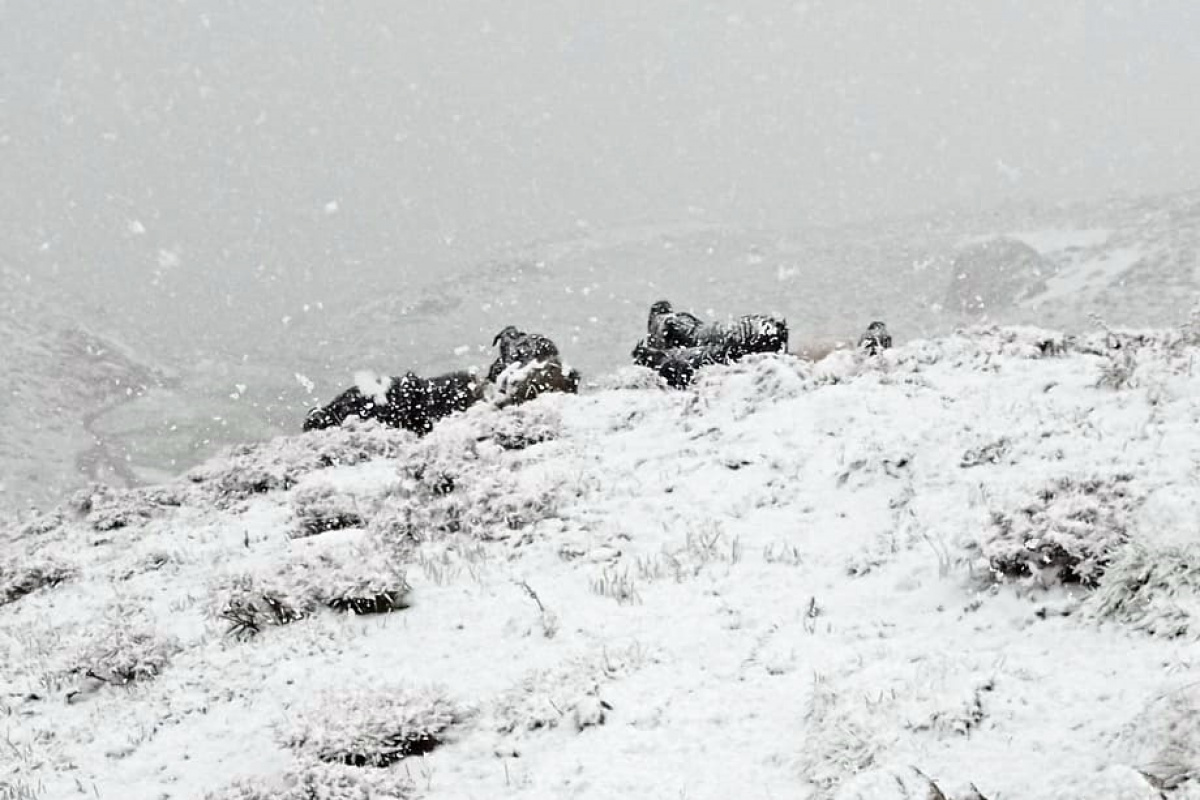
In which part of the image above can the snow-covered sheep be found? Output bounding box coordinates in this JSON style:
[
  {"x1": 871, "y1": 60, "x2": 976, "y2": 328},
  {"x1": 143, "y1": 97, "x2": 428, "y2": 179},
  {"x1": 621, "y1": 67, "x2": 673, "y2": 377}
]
[
  {"x1": 646, "y1": 299, "x2": 789, "y2": 356},
  {"x1": 858, "y1": 320, "x2": 894, "y2": 356},
  {"x1": 646, "y1": 299, "x2": 710, "y2": 349},
  {"x1": 492, "y1": 357, "x2": 581, "y2": 407},
  {"x1": 303, "y1": 370, "x2": 485, "y2": 436},
  {"x1": 631, "y1": 338, "x2": 735, "y2": 389},
  {"x1": 486, "y1": 326, "x2": 562, "y2": 382}
]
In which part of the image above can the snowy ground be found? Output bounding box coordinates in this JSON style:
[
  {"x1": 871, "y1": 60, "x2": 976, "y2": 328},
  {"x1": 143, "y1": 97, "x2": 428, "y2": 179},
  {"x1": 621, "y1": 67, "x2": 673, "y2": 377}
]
[{"x1": 3, "y1": 325, "x2": 1200, "y2": 800}]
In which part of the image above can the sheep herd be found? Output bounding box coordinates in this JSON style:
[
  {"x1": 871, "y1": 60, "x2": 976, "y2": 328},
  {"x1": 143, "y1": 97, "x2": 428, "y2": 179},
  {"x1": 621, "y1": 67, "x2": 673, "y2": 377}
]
[{"x1": 303, "y1": 300, "x2": 892, "y2": 436}]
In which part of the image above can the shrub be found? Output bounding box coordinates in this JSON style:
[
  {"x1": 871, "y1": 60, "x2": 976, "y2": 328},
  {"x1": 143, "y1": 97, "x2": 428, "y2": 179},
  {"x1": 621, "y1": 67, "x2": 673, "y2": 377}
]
[
  {"x1": 962, "y1": 324, "x2": 1076, "y2": 360},
  {"x1": 64, "y1": 481, "x2": 185, "y2": 528},
  {"x1": 287, "y1": 542, "x2": 411, "y2": 616},
  {"x1": 210, "y1": 543, "x2": 410, "y2": 639},
  {"x1": 798, "y1": 674, "x2": 891, "y2": 797},
  {"x1": 203, "y1": 759, "x2": 414, "y2": 800},
  {"x1": 210, "y1": 572, "x2": 315, "y2": 640},
  {"x1": 1096, "y1": 346, "x2": 1139, "y2": 390},
  {"x1": 488, "y1": 647, "x2": 642, "y2": 737},
  {"x1": 959, "y1": 438, "x2": 1011, "y2": 468},
  {"x1": 797, "y1": 659, "x2": 995, "y2": 799},
  {"x1": 0, "y1": 780, "x2": 42, "y2": 800},
  {"x1": 291, "y1": 485, "x2": 368, "y2": 539},
  {"x1": 187, "y1": 420, "x2": 415, "y2": 507},
  {"x1": 979, "y1": 474, "x2": 1140, "y2": 587},
  {"x1": 0, "y1": 557, "x2": 75, "y2": 607},
  {"x1": 691, "y1": 354, "x2": 826, "y2": 419},
  {"x1": 4, "y1": 509, "x2": 66, "y2": 544},
  {"x1": 398, "y1": 425, "x2": 487, "y2": 497},
  {"x1": 72, "y1": 603, "x2": 181, "y2": 685},
  {"x1": 371, "y1": 464, "x2": 571, "y2": 553},
  {"x1": 278, "y1": 685, "x2": 465, "y2": 767},
  {"x1": 1111, "y1": 683, "x2": 1200, "y2": 790},
  {"x1": 1085, "y1": 543, "x2": 1200, "y2": 638},
  {"x1": 591, "y1": 366, "x2": 669, "y2": 391},
  {"x1": 479, "y1": 404, "x2": 563, "y2": 451}
]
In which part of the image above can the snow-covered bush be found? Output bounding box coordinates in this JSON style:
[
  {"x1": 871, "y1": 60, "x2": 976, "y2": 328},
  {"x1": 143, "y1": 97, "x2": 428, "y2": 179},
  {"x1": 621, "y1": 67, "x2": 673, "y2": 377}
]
[
  {"x1": 278, "y1": 685, "x2": 466, "y2": 767},
  {"x1": 71, "y1": 603, "x2": 181, "y2": 685},
  {"x1": 372, "y1": 469, "x2": 566, "y2": 552},
  {"x1": 203, "y1": 759, "x2": 414, "y2": 800},
  {"x1": 210, "y1": 571, "x2": 315, "y2": 639},
  {"x1": 1085, "y1": 542, "x2": 1200, "y2": 638},
  {"x1": 884, "y1": 325, "x2": 1090, "y2": 374},
  {"x1": 960, "y1": 324, "x2": 1076, "y2": 360},
  {"x1": 4, "y1": 508, "x2": 65, "y2": 544},
  {"x1": 0, "y1": 779, "x2": 42, "y2": 800},
  {"x1": 291, "y1": 484, "x2": 369, "y2": 539},
  {"x1": 187, "y1": 420, "x2": 415, "y2": 507},
  {"x1": 978, "y1": 474, "x2": 1140, "y2": 587},
  {"x1": 66, "y1": 482, "x2": 184, "y2": 531},
  {"x1": 798, "y1": 659, "x2": 996, "y2": 798},
  {"x1": 370, "y1": 429, "x2": 585, "y2": 554},
  {"x1": 798, "y1": 674, "x2": 892, "y2": 797},
  {"x1": 0, "y1": 556, "x2": 75, "y2": 606},
  {"x1": 1096, "y1": 346, "x2": 1139, "y2": 390},
  {"x1": 959, "y1": 438, "x2": 1011, "y2": 468},
  {"x1": 476, "y1": 403, "x2": 563, "y2": 451},
  {"x1": 487, "y1": 647, "x2": 641, "y2": 737},
  {"x1": 591, "y1": 365, "x2": 669, "y2": 391},
  {"x1": 691, "y1": 354, "x2": 826, "y2": 418},
  {"x1": 210, "y1": 542, "x2": 410, "y2": 638},
  {"x1": 1111, "y1": 683, "x2": 1200, "y2": 790},
  {"x1": 288, "y1": 541, "x2": 411, "y2": 616}
]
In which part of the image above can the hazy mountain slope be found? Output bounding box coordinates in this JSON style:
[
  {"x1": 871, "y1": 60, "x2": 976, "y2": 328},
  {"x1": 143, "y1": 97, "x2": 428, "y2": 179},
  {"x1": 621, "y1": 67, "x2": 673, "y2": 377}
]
[
  {"x1": 4, "y1": 326, "x2": 1200, "y2": 800},
  {"x1": 288, "y1": 189, "x2": 1200, "y2": 401},
  {"x1": 1016, "y1": 191, "x2": 1200, "y2": 328},
  {"x1": 0, "y1": 266, "x2": 168, "y2": 515},
  {"x1": 6, "y1": 189, "x2": 1197, "y2": 514}
]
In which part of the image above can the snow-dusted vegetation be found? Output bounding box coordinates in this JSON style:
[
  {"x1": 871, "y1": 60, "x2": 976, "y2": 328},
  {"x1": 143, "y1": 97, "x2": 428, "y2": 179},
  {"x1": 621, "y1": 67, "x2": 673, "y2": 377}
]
[{"x1": 3, "y1": 325, "x2": 1200, "y2": 799}]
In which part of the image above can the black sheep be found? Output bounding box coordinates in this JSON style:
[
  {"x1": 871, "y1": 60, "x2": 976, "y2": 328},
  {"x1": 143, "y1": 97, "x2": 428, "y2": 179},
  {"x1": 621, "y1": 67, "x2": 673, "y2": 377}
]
[
  {"x1": 487, "y1": 326, "x2": 562, "y2": 382},
  {"x1": 303, "y1": 370, "x2": 485, "y2": 436},
  {"x1": 631, "y1": 339, "x2": 736, "y2": 389},
  {"x1": 646, "y1": 301, "x2": 788, "y2": 356},
  {"x1": 858, "y1": 321, "x2": 893, "y2": 356},
  {"x1": 647, "y1": 300, "x2": 709, "y2": 349},
  {"x1": 302, "y1": 382, "x2": 390, "y2": 432},
  {"x1": 722, "y1": 314, "x2": 790, "y2": 358},
  {"x1": 427, "y1": 370, "x2": 487, "y2": 419},
  {"x1": 493, "y1": 358, "x2": 582, "y2": 407}
]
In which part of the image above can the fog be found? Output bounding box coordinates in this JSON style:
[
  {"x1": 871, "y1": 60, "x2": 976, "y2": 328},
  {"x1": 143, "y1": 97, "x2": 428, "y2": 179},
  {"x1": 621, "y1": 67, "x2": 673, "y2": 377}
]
[{"x1": 3, "y1": 0, "x2": 1200, "y2": 360}]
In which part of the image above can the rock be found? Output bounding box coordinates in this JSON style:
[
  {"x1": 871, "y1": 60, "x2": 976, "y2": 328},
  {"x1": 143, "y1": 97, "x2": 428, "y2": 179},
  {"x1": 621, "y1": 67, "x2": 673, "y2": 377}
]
[{"x1": 944, "y1": 236, "x2": 1051, "y2": 316}]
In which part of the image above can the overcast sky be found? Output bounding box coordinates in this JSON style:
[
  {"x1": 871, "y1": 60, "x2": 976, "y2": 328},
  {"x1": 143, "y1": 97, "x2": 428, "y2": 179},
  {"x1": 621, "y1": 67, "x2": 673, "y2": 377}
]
[{"x1": 3, "y1": 0, "x2": 1199, "y2": 357}]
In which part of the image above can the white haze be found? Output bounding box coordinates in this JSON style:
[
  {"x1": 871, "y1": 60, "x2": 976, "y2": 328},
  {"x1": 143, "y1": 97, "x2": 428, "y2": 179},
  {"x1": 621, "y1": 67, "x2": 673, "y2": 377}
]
[{"x1": 3, "y1": 0, "x2": 1200, "y2": 361}]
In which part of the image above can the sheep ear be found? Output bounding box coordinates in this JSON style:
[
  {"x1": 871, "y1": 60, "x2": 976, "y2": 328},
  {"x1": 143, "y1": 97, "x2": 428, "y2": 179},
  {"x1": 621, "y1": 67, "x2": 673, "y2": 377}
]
[{"x1": 492, "y1": 330, "x2": 505, "y2": 347}]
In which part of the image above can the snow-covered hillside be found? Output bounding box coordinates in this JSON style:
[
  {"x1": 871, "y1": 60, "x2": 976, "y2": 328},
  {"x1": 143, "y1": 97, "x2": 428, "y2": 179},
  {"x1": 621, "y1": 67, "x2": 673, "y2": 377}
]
[{"x1": 4, "y1": 326, "x2": 1200, "y2": 800}]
